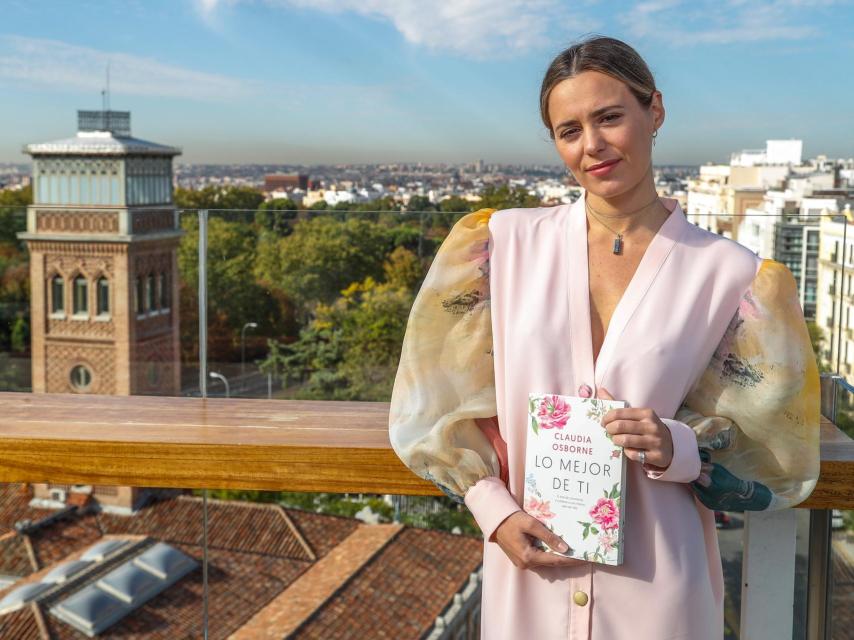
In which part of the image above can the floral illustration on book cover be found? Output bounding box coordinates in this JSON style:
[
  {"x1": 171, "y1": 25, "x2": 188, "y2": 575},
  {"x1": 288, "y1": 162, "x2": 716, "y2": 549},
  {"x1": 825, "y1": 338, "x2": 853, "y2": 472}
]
[{"x1": 523, "y1": 393, "x2": 626, "y2": 565}]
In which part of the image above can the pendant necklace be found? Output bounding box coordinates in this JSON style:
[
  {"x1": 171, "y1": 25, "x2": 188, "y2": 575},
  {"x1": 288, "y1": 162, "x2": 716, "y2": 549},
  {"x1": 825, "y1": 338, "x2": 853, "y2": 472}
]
[{"x1": 585, "y1": 194, "x2": 663, "y2": 255}]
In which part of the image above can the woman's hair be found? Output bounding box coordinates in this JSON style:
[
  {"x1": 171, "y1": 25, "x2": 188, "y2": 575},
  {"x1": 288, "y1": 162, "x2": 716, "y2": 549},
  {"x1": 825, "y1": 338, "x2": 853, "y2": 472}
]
[{"x1": 540, "y1": 35, "x2": 657, "y2": 138}]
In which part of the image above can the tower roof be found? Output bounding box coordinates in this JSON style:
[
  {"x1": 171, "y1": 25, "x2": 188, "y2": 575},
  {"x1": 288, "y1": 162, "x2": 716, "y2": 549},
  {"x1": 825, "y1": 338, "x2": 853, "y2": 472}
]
[
  {"x1": 24, "y1": 132, "x2": 181, "y2": 157},
  {"x1": 24, "y1": 110, "x2": 181, "y2": 157}
]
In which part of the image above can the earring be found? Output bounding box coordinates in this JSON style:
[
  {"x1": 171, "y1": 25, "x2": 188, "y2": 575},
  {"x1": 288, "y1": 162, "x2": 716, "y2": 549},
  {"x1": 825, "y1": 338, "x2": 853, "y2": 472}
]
[{"x1": 652, "y1": 129, "x2": 658, "y2": 146}]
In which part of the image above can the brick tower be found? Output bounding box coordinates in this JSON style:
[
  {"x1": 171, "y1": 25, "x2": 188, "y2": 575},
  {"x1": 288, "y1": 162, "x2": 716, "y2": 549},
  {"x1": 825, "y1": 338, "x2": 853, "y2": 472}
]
[{"x1": 18, "y1": 110, "x2": 183, "y2": 395}]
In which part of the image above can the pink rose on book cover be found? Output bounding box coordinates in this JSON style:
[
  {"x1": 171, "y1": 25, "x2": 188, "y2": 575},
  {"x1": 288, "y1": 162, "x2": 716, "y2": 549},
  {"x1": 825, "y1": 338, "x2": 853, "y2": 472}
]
[
  {"x1": 536, "y1": 394, "x2": 571, "y2": 430},
  {"x1": 598, "y1": 531, "x2": 617, "y2": 554},
  {"x1": 589, "y1": 497, "x2": 620, "y2": 531},
  {"x1": 524, "y1": 495, "x2": 556, "y2": 524}
]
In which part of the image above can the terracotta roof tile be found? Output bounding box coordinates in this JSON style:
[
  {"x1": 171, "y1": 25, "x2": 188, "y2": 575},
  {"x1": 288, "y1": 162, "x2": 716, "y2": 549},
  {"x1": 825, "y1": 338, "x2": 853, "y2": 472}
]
[
  {"x1": 292, "y1": 527, "x2": 483, "y2": 639},
  {"x1": 27, "y1": 515, "x2": 104, "y2": 569},
  {"x1": 0, "y1": 603, "x2": 45, "y2": 640},
  {"x1": 95, "y1": 496, "x2": 356, "y2": 561},
  {"x1": 231, "y1": 523, "x2": 404, "y2": 639},
  {"x1": 284, "y1": 508, "x2": 361, "y2": 559},
  {"x1": 0, "y1": 484, "x2": 51, "y2": 537},
  {"x1": 0, "y1": 532, "x2": 36, "y2": 577},
  {"x1": 0, "y1": 485, "x2": 485, "y2": 640}
]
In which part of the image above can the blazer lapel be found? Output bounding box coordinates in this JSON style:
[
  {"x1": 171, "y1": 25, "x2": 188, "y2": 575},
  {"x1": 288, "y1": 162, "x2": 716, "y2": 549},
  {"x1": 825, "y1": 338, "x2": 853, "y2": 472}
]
[
  {"x1": 566, "y1": 196, "x2": 595, "y2": 392},
  {"x1": 594, "y1": 197, "x2": 688, "y2": 389}
]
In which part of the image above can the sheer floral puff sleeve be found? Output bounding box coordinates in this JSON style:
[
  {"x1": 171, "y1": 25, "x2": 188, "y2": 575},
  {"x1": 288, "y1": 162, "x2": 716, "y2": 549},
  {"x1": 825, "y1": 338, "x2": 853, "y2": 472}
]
[
  {"x1": 388, "y1": 208, "x2": 506, "y2": 505},
  {"x1": 680, "y1": 259, "x2": 821, "y2": 511}
]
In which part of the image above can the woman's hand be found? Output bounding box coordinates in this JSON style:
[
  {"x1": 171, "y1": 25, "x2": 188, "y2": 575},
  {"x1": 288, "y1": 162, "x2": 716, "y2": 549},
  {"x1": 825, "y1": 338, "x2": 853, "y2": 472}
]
[
  {"x1": 493, "y1": 511, "x2": 585, "y2": 570},
  {"x1": 598, "y1": 387, "x2": 674, "y2": 470}
]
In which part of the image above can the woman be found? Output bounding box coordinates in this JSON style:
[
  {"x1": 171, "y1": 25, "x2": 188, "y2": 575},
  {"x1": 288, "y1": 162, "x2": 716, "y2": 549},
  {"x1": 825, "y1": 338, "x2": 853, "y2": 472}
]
[{"x1": 389, "y1": 35, "x2": 819, "y2": 640}]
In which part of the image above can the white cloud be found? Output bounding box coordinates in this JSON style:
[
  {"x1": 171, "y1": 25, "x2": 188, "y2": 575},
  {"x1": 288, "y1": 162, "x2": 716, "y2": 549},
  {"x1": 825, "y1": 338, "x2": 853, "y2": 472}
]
[
  {"x1": 198, "y1": 0, "x2": 596, "y2": 58},
  {"x1": 194, "y1": 0, "x2": 838, "y2": 55},
  {"x1": 0, "y1": 35, "x2": 254, "y2": 100},
  {"x1": 192, "y1": 0, "x2": 241, "y2": 31},
  {"x1": 619, "y1": 0, "x2": 827, "y2": 44}
]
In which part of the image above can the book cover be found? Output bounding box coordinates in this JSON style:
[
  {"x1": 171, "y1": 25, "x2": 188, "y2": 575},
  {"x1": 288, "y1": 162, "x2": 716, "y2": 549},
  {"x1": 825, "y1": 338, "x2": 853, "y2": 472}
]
[{"x1": 523, "y1": 392, "x2": 627, "y2": 565}]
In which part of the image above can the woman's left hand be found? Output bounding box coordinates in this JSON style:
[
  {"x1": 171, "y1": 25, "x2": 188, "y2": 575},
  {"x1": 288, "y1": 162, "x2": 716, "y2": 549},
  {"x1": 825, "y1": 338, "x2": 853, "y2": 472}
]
[{"x1": 597, "y1": 387, "x2": 674, "y2": 469}]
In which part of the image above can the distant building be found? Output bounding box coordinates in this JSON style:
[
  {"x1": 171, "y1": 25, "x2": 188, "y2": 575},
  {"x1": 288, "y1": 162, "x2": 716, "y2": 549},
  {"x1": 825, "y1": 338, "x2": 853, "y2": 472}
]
[
  {"x1": 685, "y1": 165, "x2": 768, "y2": 241},
  {"x1": 817, "y1": 204, "x2": 854, "y2": 374},
  {"x1": 731, "y1": 139, "x2": 803, "y2": 167},
  {"x1": 17, "y1": 110, "x2": 183, "y2": 396},
  {"x1": 684, "y1": 141, "x2": 842, "y2": 320},
  {"x1": 264, "y1": 173, "x2": 309, "y2": 192}
]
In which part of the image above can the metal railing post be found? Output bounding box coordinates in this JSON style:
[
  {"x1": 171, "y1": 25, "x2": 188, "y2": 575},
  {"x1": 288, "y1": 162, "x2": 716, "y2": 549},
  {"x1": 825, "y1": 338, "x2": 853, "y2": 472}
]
[
  {"x1": 197, "y1": 208, "x2": 210, "y2": 639},
  {"x1": 198, "y1": 209, "x2": 208, "y2": 398},
  {"x1": 807, "y1": 373, "x2": 841, "y2": 640},
  {"x1": 806, "y1": 509, "x2": 833, "y2": 640}
]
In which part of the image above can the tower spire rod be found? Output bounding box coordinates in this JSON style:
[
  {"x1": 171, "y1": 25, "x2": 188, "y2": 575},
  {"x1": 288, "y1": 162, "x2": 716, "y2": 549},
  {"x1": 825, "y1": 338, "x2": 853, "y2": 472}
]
[{"x1": 101, "y1": 62, "x2": 111, "y2": 113}]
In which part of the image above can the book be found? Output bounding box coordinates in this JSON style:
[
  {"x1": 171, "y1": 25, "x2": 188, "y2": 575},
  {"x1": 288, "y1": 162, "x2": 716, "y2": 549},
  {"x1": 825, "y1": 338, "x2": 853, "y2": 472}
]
[{"x1": 523, "y1": 392, "x2": 627, "y2": 565}]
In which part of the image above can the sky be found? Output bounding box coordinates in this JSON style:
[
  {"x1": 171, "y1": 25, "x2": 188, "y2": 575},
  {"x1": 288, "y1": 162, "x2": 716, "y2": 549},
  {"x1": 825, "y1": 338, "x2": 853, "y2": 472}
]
[{"x1": 0, "y1": 0, "x2": 852, "y2": 165}]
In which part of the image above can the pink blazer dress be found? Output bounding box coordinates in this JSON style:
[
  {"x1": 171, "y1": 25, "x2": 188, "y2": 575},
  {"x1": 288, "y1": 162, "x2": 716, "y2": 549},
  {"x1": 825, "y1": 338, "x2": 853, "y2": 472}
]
[{"x1": 389, "y1": 191, "x2": 819, "y2": 640}]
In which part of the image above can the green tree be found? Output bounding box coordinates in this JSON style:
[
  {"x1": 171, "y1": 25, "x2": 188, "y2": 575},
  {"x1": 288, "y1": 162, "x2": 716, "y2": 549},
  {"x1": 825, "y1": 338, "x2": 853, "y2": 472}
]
[
  {"x1": 260, "y1": 276, "x2": 414, "y2": 401},
  {"x1": 332, "y1": 277, "x2": 414, "y2": 399},
  {"x1": 0, "y1": 186, "x2": 31, "y2": 246},
  {"x1": 406, "y1": 195, "x2": 436, "y2": 212},
  {"x1": 174, "y1": 185, "x2": 265, "y2": 211},
  {"x1": 0, "y1": 245, "x2": 30, "y2": 357},
  {"x1": 253, "y1": 216, "x2": 393, "y2": 314},
  {"x1": 255, "y1": 198, "x2": 298, "y2": 236},
  {"x1": 477, "y1": 184, "x2": 541, "y2": 210},
  {"x1": 10, "y1": 316, "x2": 29, "y2": 353},
  {"x1": 806, "y1": 321, "x2": 831, "y2": 372},
  {"x1": 177, "y1": 215, "x2": 296, "y2": 363},
  {"x1": 383, "y1": 246, "x2": 423, "y2": 290},
  {"x1": 0, "y1": 185, "x2": 32, "y2": 207},
  {"x1": 438, "y1": 195, "x2": 471, "y2": 213}
]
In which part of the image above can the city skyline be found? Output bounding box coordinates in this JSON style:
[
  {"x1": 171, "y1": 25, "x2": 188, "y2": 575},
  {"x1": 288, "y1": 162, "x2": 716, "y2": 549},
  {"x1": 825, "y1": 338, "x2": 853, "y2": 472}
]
[{"x1": 1, "y1": 0, "x2": 852, "y2": 165}]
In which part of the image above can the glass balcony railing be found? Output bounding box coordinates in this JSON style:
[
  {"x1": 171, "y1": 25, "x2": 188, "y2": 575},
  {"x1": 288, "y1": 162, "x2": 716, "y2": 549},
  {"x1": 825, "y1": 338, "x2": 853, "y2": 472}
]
[{"x1": 0, "y1": 202, "x2": 852, "y2": 639}]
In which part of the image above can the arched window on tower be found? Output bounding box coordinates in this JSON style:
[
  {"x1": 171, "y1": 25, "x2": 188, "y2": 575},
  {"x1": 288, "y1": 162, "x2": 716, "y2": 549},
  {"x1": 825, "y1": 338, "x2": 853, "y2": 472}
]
[
  {"x1": 145, "y1": 273, "x2": 155, "y2": 312},
  {"x1": 72, "y1": 275, "x2": 88, "y2": 316},
  {"x1": 50, "y1": 275, "x2": 65, "y2": 314},
  {"x1": 135, "y1": 276, "x2": 144, "y2": 315},
  {"x1": 158, "y1": 272, "x2": 169, "y2": 311},
  {"x1": 96, "y1": 277, "x2": 110, "y2": 317},
  {"x1": 155, "y1": 272, "x2": 163, "y2": 312}
]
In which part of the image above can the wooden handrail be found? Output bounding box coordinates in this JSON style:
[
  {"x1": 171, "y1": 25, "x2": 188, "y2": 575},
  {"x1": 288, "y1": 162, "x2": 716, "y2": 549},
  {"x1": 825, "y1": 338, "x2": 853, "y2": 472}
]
[{"x1": 0, "y1": 392, "x2": 851, "y2": 509}]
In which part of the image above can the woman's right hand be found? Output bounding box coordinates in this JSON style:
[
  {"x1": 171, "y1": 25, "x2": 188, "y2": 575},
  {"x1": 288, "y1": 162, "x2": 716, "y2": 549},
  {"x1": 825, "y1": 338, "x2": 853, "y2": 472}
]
[{"x1": 493, "y1": 511, "x2": 586, "y2": 570}]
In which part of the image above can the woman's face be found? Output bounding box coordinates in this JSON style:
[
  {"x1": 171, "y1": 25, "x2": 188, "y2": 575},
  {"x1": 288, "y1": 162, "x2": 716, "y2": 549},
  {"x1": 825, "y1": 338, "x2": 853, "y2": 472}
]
[{"x1": 547, "y1": 70, "x2": 664, "y2": 197}]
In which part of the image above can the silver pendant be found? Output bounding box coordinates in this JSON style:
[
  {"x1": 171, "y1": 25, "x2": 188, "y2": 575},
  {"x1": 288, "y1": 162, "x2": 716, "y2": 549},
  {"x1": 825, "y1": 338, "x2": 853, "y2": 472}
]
[{"x1": 613, "y1": 235, "x2": 623, "y2": 255}]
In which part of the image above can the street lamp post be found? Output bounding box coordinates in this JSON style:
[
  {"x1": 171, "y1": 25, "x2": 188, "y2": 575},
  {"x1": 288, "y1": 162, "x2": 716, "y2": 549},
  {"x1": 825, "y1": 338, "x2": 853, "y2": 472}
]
[
  {"x1": 209, "y1": 371, "x2": 230, "y2": 398},
  {"x1": 240, "y1": 322, "x2": 258, "y2": 378}
]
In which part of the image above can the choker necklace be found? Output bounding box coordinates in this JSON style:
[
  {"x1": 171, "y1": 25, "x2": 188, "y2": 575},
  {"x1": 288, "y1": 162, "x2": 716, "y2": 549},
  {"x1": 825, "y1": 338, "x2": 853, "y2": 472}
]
[{"x1": 585, "y1": 194, "x2": 663, "y2": 255}]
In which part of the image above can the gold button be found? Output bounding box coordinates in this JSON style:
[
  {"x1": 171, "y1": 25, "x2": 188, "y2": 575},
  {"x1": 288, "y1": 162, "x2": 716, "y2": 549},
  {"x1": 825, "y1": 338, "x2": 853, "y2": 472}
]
[{"x1": 573, "y1": 590, "x2": 589, "y2": 606}]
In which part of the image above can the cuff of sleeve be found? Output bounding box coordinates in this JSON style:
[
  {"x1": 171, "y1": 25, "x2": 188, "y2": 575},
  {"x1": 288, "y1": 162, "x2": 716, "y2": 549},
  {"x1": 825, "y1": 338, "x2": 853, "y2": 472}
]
[
  {"x1": 464, "y1": 475, "x2": 522, "y2": 543},
  {"x1": 643, "y1": 418, "x2": 702, "y2": 483}
]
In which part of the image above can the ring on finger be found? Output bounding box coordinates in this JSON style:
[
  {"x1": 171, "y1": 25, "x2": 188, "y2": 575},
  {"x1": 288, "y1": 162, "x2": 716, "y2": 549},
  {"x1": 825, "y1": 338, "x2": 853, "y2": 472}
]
[{"x1": 638, "y1": 450, "x2": 646, "y2": 465}]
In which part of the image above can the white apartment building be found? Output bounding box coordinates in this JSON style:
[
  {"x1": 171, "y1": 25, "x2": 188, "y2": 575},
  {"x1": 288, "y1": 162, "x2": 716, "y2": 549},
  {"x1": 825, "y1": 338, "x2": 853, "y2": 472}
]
[
  {"x1": 686, "y1": 141, "x2": 795, "y2": 240},
  {"x1": 817, "y1": 206, "x2": 854, "y2": 373},
  {"x1": 685, "y1": 165, "x2": 729, "y2": 234},
  {"x1": 685, "y1": 164, "x2": 769, "y2": 241},
  {"x1": 733, "y1": 190, "x2": 821, "y2": 318},
  {"x1": 731, "y1": 139, "x2": 803, "y2": 166}
]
